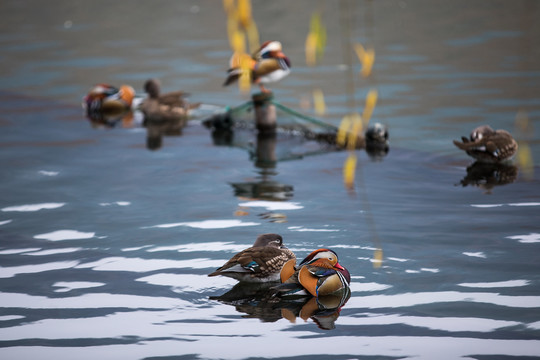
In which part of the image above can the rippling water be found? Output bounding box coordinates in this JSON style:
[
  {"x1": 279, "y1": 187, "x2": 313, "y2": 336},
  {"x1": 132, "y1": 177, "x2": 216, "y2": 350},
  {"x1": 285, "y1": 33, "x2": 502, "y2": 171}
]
[{"x1": 1, "y1": 1, "x2": 540, "y2": 359}]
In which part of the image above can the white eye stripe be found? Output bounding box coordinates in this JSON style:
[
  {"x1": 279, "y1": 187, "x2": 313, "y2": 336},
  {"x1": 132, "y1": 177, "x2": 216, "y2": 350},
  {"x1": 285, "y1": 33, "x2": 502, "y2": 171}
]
[{"x1": 313, "y1": 251, "x2": 337, "y2": 262}]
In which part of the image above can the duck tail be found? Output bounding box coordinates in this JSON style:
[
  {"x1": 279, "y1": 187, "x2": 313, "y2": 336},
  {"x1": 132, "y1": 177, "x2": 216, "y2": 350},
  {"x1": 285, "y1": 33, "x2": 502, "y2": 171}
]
[{"x1": 228, "y1": 52, "x2": 256, "y2": 70}]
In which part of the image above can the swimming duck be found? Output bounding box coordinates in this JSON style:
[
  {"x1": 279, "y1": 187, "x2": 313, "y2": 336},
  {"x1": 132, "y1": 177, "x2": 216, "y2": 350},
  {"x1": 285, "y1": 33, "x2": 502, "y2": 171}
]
[
  {"x1": 83, "y1": 83, "x2": 136, "y2": 115},
  {"x1": 208, "y1": 233, "x2": 296, "y2": 283},
  {"x1": 365, "y1": 122, "x2": 390, "y2": 159},
  {"x1": 278, "y1": 248, "x2": 351, "y2": 297},
  {"x1": 453, "y1": 125, "x2": 518, "y2": 163},
  {"x1": 223, "y1": 40, "x2": 291, "y2": 93},
  {"x1": 140, "y1": 78, "x2": 199, "y2": 124}
]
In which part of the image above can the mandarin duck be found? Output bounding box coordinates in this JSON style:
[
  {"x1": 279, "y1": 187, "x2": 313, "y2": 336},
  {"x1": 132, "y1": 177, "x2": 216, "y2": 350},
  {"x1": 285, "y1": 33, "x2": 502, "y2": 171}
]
[
  {"x1": 277, "y1": 248, "x2": 351, "y2": 298},
  {"x1": 453, "y1": 125, "x2": 518, "y2": 163},
  {"x1": 83, "y1": 83, "x2": 136, "y2": 115},
  {"x1": 223, "y1": 40, "x2": 291, "y2": 93},
  {"x1": 208, "y1": 233, "x2": 295, "y2": 283},
  {"x1": 140, "y1": 78, "x2": 199, "y2": 124}
]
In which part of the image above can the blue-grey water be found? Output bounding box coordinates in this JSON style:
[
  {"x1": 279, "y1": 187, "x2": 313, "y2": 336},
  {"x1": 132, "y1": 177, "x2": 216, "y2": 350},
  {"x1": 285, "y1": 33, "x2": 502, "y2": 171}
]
[{"x1": 1, "y1": 1, "x2": 540, "y2": 359}]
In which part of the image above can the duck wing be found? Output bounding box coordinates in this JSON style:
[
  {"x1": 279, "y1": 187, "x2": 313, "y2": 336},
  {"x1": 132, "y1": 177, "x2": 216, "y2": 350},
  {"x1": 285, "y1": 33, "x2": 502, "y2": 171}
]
[{"x1": 209, "y1": 246, "x2": 290, "y2": 276}]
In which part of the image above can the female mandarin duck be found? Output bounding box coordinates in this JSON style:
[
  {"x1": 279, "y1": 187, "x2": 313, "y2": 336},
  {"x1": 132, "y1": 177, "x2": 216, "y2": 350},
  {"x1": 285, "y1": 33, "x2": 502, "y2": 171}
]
[
  {"x1": 278, "y1": 248, "x2": 351, "y2": 297},
  {"x1": 453, "y1": 125, "x2": 518, "y2": 163},
  {"x1": 83, "y1": 83, "x2": 136, "y2": 115},
  {"x1": 208, "y1": 233, "x2": 295, "y2": 283},
  {"x1": 223, "y1": 40, "x2": 291, "y2": 93},
  {"x1": 140, "y1": 78, "x2": 199, "y2": 123}
]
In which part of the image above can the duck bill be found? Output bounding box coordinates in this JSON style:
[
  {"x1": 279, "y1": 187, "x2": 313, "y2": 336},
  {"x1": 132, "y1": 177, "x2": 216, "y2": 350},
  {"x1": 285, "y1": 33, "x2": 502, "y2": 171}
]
[{"x1": 334, "y1": 263, "x2": 345, "y2": 271}]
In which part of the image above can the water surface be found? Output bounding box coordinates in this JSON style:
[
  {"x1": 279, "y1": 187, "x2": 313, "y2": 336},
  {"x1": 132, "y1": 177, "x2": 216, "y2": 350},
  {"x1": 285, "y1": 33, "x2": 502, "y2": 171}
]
[{"x1": 1, "y1": 1, "x2": 540, "y2": 359}]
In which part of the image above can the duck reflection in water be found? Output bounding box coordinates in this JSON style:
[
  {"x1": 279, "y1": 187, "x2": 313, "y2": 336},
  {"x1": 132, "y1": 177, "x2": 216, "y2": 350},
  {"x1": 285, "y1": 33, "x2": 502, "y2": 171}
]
[
  {"x1": 458, "y1": 161, "x2": 518, "y2": 193},
  {"x1": 203, "y1": 114, "x2": 295, "y2": 203},
  {"x1": 140, "y1": 78, "x2": 199, "y2": 150},
  {"x1": 210, "y1": 282, "x2": 350, "y2": 330}
]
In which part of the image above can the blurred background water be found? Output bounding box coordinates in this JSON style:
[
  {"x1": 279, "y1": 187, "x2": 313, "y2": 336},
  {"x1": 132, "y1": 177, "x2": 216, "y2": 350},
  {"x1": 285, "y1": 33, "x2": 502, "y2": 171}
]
[{"x1": 1, "y1": 1, "x2": 540, "y2": 359}]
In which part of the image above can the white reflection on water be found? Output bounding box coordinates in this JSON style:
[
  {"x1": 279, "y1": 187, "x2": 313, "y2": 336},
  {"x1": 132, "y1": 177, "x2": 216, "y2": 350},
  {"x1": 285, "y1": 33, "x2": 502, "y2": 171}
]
[
  {"x1": 121, "y1": 245, "x2": 153, "y2": 252},
  {"x1": 75, "y1": 257, "x2": 224, "y2": 272},
  {"x1": 147, "y1": 219, "x2": 260, "y2": 229},
  {"x1": 0, "y1": 333, "x2": 538, "y2": 360},
  {"x1": 136, "y1": 273, "x2": 235, "y2": 292},
  {"x1": 147, "y1": 241, "x2": 248, "y2": 253},
  {"x1": 347, "y1": 291, "x2": 540, "y2": 308},
  {"x1": 24, "y1": 247, "x2": 83, "y2": 256},
  {"x1": 0, "y1": 292, "x2": 192, "y2": 309},
  {"x1": 34, "y1": 230, "x2": 95, "y2": 241},
  {"x1": 38, "y1": 170, "x2": 59, "y2": 176},
  {"x1": 471, "y1": 202, "x2": 540, "y2": 208},
  {"x1": 506, "y1": 232, "x2": 540, "y2": 243},
  {"x1": 1, "y1": 203, "x2": 65, "y2": 212},
  {"x1": 99, "y1": 201, "x2": 131, "y2": 206},
  {"x1": 387, "y1": 256, "x2": 409, "y2": 262},
  {"x1": 0, "y1": 289, "x2": 538, "y2": 359},
  {"x1": 0, "y1": 261, "x2": 79, "y2": 278},
  {"x1": 463, "y1": 252, "x2": 486, "y2": 258},
  {"x1": 0, "y1": 248, "x2": 41, "y2": 255},
  {"x1": 288, "y1": 226, "x2": 339, "y2": 232},
  {"x1": 350, "y1": 282, "x2": 392, "y2": 292},
  {"x1": 339, "y1": 313, "x2": 519, "y2": 332},
  {"x1": 53, "y1": 281, "x2": 105, "y2": 292},
  {"x1": 238, "y1": 200, "x2": 303, "y2": 210},
  {"x1": 0, "y1": 219, "x2": 12, "y2": 226},
  {"x1": 458, "y1": 280, "x2": 530, "y2": 288}
]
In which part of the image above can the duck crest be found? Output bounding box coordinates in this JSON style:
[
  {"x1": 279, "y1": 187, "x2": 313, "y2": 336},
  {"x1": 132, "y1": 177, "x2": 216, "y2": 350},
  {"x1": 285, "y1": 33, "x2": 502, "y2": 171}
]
[{"x1": 299, "y1": 248, "x2": 338, "y2": 266}]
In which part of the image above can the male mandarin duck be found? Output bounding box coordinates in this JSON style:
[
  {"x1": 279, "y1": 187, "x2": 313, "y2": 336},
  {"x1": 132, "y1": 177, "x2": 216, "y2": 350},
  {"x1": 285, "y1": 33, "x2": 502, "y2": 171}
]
[
  {"x1": 223, "y1": 40, "x2": 291, "y2": 93},
  {"x1": 278, "y1": 248, "x2": 351, "y2": 297},
  {"x1": 140, "y1": 78, "x2": 199, "y2": 123},
  {"x1": 208, "y1": 233, "x2": 296, "y2": 283},
  {"x1": 83, "y1": 83, "x2": 136, "y2": 114},
  {"x1": 453, "y1": 125, "x2": 518, "y2": 163}
]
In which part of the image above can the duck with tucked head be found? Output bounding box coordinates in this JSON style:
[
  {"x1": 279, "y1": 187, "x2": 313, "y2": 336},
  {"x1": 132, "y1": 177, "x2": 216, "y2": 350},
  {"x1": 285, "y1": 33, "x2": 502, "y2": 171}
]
[
  {"x1": 223, "y1": 40, "x2": 291, "y2": 93},
  {"x1": 83, "y1": 83, "x2": 136, "y2": 114},
  {"x1": 208, "y1": 233, "x2": 295, "y2": 283},
  {"x1": 453, "y1": 125, "x2": 518, "y2": 163},
  {"x1": 278, "y1": 248, "x2": 351, "y2": 297}
]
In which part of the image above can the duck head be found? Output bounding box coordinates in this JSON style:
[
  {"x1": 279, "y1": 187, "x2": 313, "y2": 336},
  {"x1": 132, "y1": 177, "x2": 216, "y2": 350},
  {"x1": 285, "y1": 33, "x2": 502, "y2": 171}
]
[
  {"x1": 252, "y1": 233, "x2": 287, "y2": 250},
  {"x1": 470, "y1": 125, "x2": 495, "y2": 141},
  {"x1": 299, "y1": 249, "x2": 351, "y2": 283},
  {"x1": 144, "y1": 79, "x2": 161, "y2": 99},
  {"x1": 259, "y1": 41, "x2": 291, "y2": 65}
]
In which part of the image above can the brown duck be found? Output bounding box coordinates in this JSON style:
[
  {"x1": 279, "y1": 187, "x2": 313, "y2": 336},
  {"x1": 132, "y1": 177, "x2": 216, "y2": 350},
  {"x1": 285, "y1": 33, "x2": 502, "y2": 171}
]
[
  {"x1": 453, "y1": 125, "x2": 518, "y2": 163},
  {"x1": 140, "y1": 78, "x2": 198, "y2": 123},
  {"x1": 208, "y1": 233, "x2": 295, "y2": 283}
]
